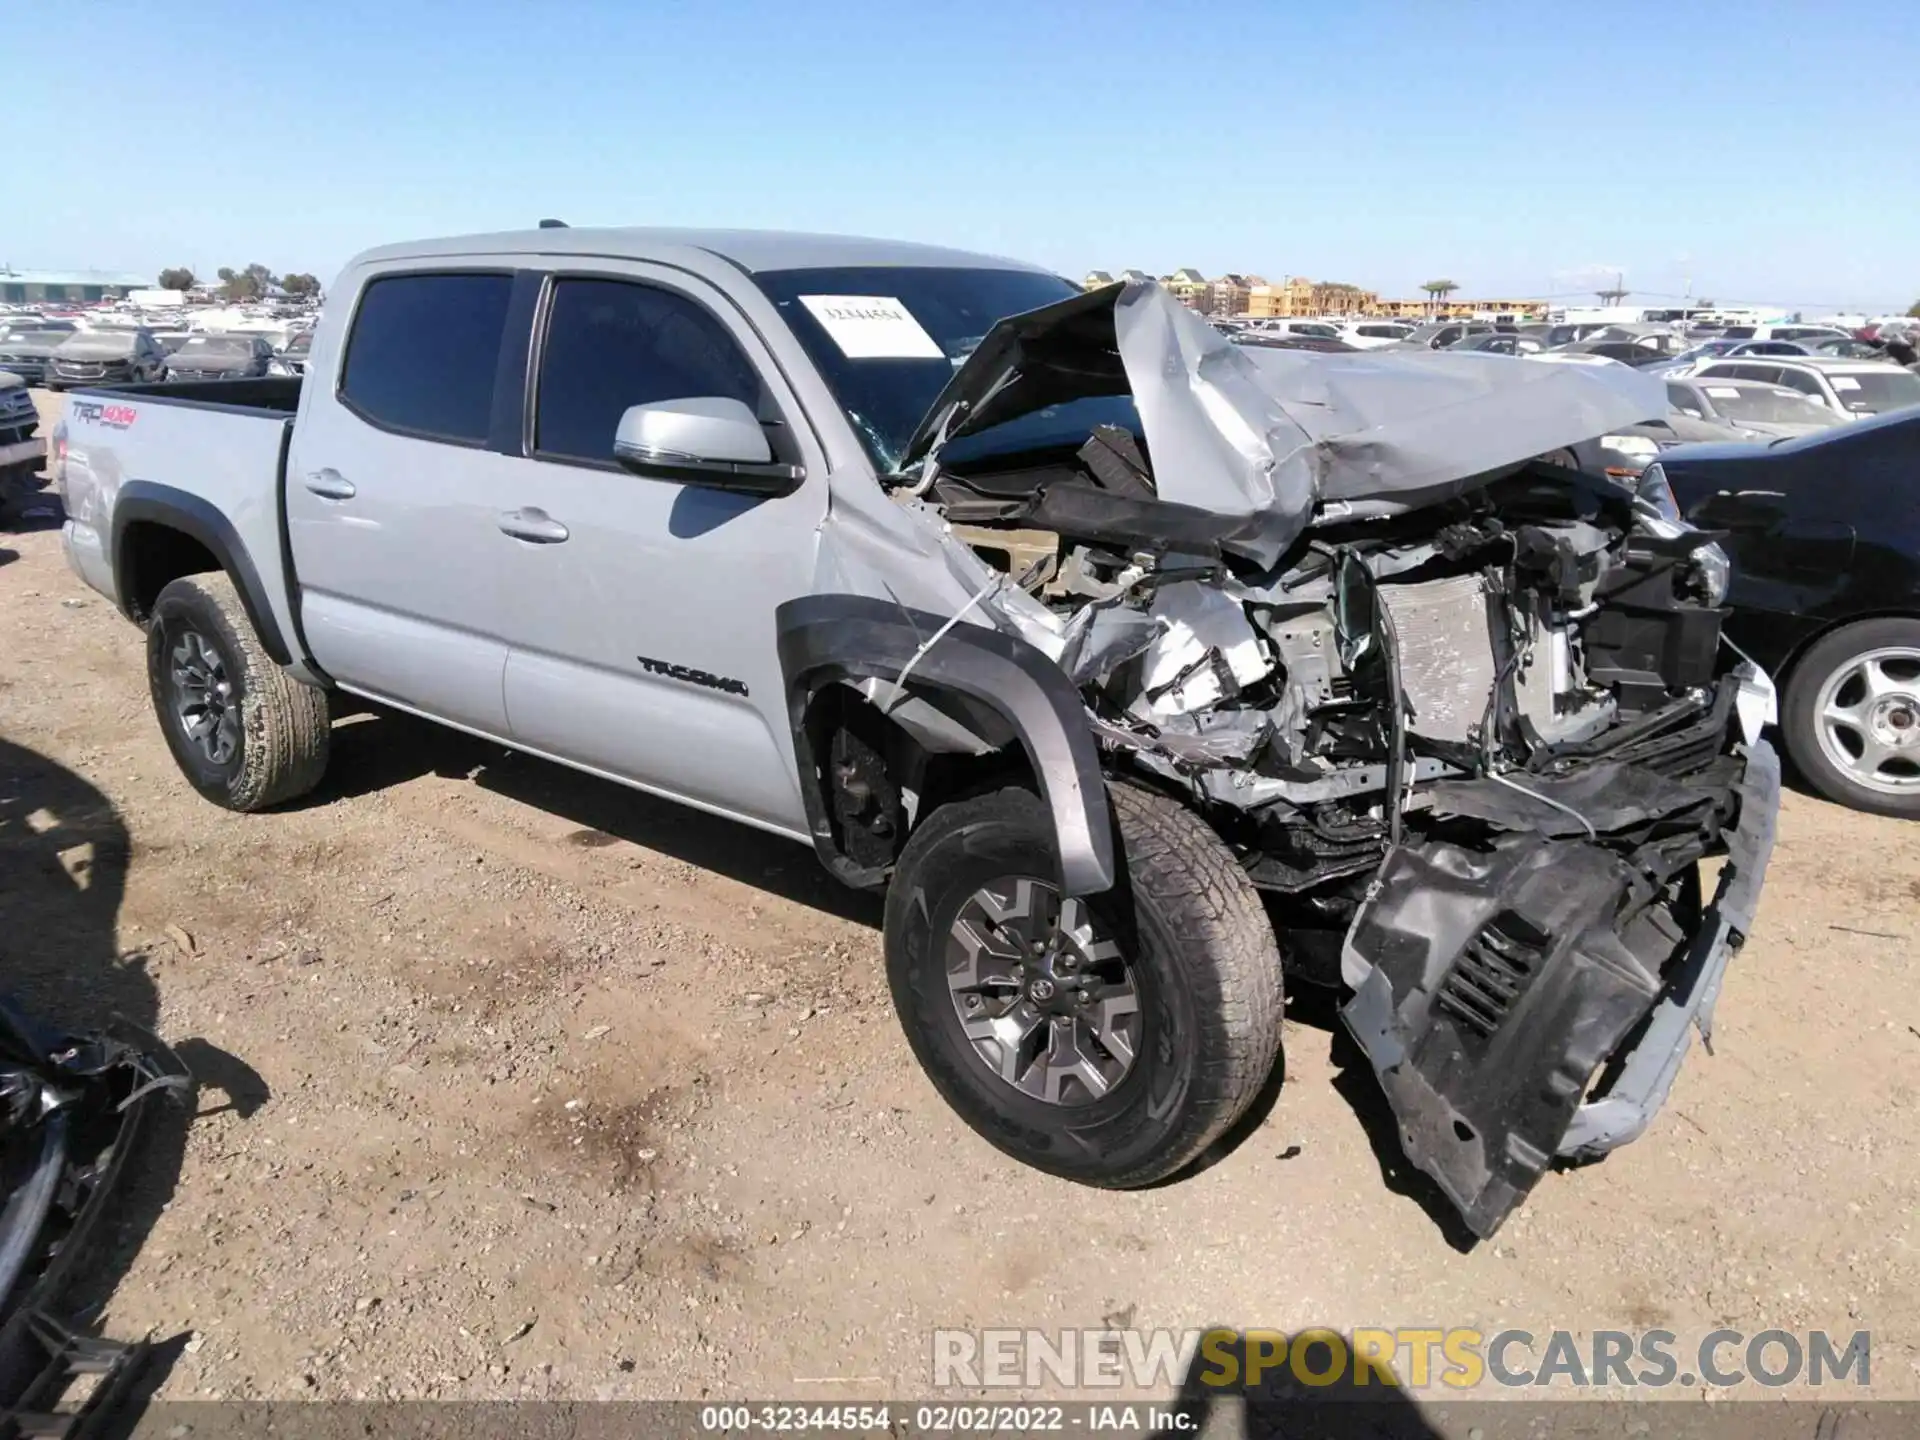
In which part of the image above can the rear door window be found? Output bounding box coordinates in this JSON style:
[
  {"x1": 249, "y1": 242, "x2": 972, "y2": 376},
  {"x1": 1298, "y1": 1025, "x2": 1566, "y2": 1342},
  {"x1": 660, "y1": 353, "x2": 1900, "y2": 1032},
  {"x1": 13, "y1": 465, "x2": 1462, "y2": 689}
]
[
  {"x1": 533, "y1": 277, "x2": 763, "y2": 465},
  {"x1": 340, "y1": 272, "x2": 515, "y2": 443}
]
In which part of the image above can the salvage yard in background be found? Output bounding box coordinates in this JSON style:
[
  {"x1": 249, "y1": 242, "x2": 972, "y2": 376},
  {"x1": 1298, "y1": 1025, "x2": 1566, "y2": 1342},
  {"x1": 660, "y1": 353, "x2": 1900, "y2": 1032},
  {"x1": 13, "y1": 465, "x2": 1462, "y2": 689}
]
[{"x1": 2, "y1": 386, "x2": 1917, "y2": 1403}]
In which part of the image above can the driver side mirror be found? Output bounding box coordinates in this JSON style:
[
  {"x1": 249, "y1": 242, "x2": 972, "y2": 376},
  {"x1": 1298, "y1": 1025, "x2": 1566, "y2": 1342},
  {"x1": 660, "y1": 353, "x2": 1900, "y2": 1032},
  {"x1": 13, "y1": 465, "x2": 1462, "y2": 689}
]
[{"x1": 613, "y1": 397, "x2": 803, "y2": 498}]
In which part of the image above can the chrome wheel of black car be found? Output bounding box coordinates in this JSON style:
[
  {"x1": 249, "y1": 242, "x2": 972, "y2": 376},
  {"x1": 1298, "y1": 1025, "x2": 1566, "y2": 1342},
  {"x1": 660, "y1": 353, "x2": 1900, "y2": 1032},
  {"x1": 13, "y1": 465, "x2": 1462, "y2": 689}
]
[
  {"x1": 169, "y1": 629, "x2": 241, "y2": 766},
  {"x1": 944, "y1": 877, "x2": 1141, "y2": 1106},
  {"x1": 1815, "y1": 645, "x2": 1920, "y2": 796}
]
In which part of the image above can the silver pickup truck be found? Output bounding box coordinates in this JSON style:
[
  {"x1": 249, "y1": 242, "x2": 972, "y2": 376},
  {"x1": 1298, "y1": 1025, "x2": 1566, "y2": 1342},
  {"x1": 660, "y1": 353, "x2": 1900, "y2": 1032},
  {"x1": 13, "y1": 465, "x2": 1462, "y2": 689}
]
[{"x1": 55, "y1": 227, "x2": 1779, "y2": 1237}]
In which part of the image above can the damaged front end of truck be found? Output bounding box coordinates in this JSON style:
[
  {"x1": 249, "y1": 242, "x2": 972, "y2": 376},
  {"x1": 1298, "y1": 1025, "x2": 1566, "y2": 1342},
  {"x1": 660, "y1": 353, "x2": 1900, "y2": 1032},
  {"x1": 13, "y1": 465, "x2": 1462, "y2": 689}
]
[{"x1": 875, "y1": 283, "x2": 1779, "y2": 1236}]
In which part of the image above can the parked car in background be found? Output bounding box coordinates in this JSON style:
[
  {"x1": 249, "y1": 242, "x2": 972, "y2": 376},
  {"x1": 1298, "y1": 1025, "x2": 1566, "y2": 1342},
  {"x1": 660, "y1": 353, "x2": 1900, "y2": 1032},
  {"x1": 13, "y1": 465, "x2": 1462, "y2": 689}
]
[
  {"x1": 0, "y1": 322, "x2": 80, "y2": 385},
  {"x1": 1233, "y1": 331, "x2": 1356, "y2": 353},
  {"x1": 45, "y1": 329, "x2": 169, "y2": 390},
  {"x1": 1554, "y1": 334, "x2": 1687, "y2": 367},
  {"x1": 1451, "y1": 330, "x2": 1544, "y2": 356},
  {"x1": 1516, "y1": 323, "x2": 1592, "y2": 346},
  {"x1": 1664, "y1": 377, "x2": 1845, "y2": 438},
  {"x1": 165, "y1": 334, "x2": 276, "y2": 381},
  {"x1": 1335, "y1": 320, "x2": 1414, "y2": 349},
  {"x1": 0, "y1": 371, "x2": 44, "y2": 513},
  {"x1": 1649, "y1": 409, "x2": 1920, "y2": 816},
  {"x1": 1804, "y1": 336, "x2": 1885, "y2": 360},
  {"x1": 0, "y1": 316, "x2": 77, "y2": 343},
  {"x1": 1247, "y1": 318, "x2": 1345, "y2": 343},
  {"x1": 1690, "y1": 357, "x2": 1920, "y2": 419},
  {"x1": 269, "y1": 329, "x2": 314, "y2": 376},
  {"x1": 1648, "y1": 338, "x2": 1744, "y2": 375},
  {"x1": 1725, "y1": 340, "x2": 1816, "y2": 358},
  {"x1": 1397, "y1": 320, "x2": 1494, "y2": 349},
  {"x1": 1712, "y1": 323, "x2": 1850, "y2": 344}
]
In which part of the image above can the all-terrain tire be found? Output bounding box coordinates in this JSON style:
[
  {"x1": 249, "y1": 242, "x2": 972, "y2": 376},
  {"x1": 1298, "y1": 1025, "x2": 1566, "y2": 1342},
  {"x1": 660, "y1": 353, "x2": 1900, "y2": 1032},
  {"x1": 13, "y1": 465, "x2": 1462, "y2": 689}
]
[
  {"x1": 884, "y1": 783, "x2": 1283, "y2": 1187},
  {"x1": 146, "y1": 572, "x2": 330, "y2": 811},
  {"x1": 1780, "y1": 616, "x2": 1920, "y2": 819}
]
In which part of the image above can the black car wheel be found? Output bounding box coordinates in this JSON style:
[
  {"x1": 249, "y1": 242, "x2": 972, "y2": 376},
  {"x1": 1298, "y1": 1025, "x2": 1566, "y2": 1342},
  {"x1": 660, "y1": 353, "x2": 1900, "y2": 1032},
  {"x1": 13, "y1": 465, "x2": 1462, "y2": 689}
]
[
  {"x1": 146, "y1": 572, "x2": 331, "y2": 811},
  {"x1": 1782, "y1": 617, "x2": 1920, "y2": 818},
  {"x1": 884, "y1": 784, "x2": 1283, "y2": 1187}
]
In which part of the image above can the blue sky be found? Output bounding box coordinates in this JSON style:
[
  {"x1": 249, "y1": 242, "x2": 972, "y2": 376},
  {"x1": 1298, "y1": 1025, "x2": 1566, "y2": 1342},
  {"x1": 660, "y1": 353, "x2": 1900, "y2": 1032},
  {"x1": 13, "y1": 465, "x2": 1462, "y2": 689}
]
[{"x1": 13, "y1": 0, "x2": 1918, "y2": 311}]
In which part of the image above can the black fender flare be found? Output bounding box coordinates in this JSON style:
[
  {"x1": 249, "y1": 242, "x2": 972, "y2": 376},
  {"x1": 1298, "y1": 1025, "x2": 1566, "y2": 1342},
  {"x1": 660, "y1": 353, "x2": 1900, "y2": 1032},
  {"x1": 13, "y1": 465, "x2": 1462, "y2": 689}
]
[
  {"x1": 775, "y1": 594, "x2": 1116, "y2": 896},
  {"x1": 110, "y1": 480, "x2": 291, "y2": 665}
]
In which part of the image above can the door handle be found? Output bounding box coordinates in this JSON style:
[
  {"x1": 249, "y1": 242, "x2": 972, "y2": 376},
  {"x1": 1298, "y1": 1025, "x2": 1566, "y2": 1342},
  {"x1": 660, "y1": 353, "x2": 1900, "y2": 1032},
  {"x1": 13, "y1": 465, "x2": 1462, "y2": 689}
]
[
  {"x1": 304, "y1": 469, "x2": 356, "y2": 500},
  {"x1": 497, "y1": 507, "x2": 569, "y2": 544}
]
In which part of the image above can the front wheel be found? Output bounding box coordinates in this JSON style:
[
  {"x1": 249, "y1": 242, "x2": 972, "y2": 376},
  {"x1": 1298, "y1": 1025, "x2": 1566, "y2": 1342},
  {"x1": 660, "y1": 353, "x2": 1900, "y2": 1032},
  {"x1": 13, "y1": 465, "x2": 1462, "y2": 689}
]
[
  {"x1": 1781, "y1": 617, "x2": 1920, "y2": 818},
  {"x1": 884, "y1": 784, "x2": 1283, "y2": 1187},
  {"x1": 147, "y1": 572, "x2": 331, "y2": 811}
]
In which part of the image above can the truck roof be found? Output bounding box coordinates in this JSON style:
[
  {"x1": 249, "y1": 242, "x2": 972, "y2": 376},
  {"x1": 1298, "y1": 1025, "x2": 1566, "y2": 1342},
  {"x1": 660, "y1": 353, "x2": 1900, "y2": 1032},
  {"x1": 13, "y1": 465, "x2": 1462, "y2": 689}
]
[{"x1": 349, "y1": 227, "x2": 1054, "y2": 277}]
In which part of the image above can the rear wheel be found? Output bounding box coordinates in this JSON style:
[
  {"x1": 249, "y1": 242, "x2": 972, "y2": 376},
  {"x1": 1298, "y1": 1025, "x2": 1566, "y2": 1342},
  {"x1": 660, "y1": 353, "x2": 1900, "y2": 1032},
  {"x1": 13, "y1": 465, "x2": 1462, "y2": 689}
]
[
  {"x1": 146, "y1": 573, "x2": 330, "y2": 811},
  {"x1": 884, "y1": 784, "x2": 1283, "y2": 1186},
  {"x1": 1781, "y1": 617, "x2": 1920, "y2": 818}
]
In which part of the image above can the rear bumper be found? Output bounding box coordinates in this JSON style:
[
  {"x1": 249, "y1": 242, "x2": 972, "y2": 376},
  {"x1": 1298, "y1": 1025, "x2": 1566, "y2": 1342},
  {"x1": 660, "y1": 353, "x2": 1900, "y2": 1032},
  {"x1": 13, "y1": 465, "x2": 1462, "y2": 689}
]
[{"x1": 1559, "y1": 738, "x2": 1779, "y2": 1157}]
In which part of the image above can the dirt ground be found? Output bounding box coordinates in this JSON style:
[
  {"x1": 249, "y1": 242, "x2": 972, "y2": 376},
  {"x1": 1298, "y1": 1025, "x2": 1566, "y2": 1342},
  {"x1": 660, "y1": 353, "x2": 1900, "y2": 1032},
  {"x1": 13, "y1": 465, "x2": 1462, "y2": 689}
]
[{"x1": 2, "y1": 390, "x2": 1917, "y2": 1409}]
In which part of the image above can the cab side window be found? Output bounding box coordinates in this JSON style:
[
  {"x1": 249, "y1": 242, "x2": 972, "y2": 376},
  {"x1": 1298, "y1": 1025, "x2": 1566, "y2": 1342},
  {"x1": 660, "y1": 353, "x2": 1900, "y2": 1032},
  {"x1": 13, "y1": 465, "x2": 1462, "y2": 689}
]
[
  {"x1": 534, "y1": 278, "x2": 762, "y2": 465},
  {"x1": 339, "y1": 271, "x2": 515, "y2": 444}
]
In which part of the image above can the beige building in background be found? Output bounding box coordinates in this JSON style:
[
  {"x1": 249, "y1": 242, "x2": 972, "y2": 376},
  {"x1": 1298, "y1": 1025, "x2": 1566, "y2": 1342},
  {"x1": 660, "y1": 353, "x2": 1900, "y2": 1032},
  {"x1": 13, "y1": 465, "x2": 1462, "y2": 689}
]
[
  {"x1": 1376, "y1": 296, "x2": 1549, "y2": 320},
  {"x1": 1309, "y1": 282, "x2": 1379, "y2": 316},
  {"x1": 1246, "y1": 276, "x2": 1314, "y2": 318},
  {"x1": 1209, "y1": 273, "x2": 1260, "y2": 316},
  {"x1": 1079, "y1": 269, "x2": 1545, "y2": 321},
  {"x1": 1165, "y1": 268, "x2": 1211, "y2": 309}
]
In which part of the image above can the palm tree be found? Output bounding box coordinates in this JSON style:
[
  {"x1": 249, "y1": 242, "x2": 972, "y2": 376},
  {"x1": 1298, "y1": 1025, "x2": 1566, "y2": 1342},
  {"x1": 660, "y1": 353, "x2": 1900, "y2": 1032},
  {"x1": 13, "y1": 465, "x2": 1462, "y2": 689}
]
[{"x1": 1421, "y1": 278, "x2": 1459, "y2": 318}]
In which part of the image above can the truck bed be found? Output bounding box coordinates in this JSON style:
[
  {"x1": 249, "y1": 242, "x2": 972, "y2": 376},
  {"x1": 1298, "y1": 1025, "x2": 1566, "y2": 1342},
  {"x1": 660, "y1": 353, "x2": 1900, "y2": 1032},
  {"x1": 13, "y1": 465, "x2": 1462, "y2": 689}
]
[
  {"x1": 58, "y1": 378, "x2": 304, "y2": 664},
  {"x1": 93, "y1": 376, "x2": 303, "y2": 415}
]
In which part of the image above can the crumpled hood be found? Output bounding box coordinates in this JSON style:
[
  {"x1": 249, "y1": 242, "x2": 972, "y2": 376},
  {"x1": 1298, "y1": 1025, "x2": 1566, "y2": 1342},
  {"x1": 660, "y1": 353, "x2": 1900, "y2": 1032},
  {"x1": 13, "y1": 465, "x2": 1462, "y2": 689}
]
[{"x1": 909, "y1": 281, "x2": 1667, "y2": 567}]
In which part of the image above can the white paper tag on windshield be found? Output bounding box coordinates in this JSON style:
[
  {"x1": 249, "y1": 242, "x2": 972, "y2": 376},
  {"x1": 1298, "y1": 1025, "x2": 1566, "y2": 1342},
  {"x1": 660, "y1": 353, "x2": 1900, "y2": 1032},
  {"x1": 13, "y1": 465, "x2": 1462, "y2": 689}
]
[
  {"x1": 798, "y1": 296, "x2": 943, "y2": 360},
  {"x1": 1830, "y1": 375, "x2": 1861, "y2": 391},
  {"x1": 1705, "y1": 386, "x2": 1740, "y2": 398}
]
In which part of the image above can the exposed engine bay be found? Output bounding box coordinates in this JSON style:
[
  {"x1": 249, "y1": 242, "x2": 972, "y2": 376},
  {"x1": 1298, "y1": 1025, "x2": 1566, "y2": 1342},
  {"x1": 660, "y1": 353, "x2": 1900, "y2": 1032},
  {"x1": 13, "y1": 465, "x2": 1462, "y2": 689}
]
[{"x1": 864, "y1": 285, "x2": 1781, "y2": 1236}]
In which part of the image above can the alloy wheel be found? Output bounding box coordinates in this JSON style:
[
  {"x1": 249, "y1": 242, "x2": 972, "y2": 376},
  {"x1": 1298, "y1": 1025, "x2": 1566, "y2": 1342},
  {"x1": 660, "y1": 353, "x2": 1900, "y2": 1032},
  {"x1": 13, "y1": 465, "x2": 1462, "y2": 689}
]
[
  {"x1": 943, "y1": 877, "x2": 1141, "y2": 1106},
  {"x1": 170, "y1": 629, "x2": 241, "y2": 766},
  {"x1": 1815, "y1": 646, "x2": 1920, "y2": 795}
]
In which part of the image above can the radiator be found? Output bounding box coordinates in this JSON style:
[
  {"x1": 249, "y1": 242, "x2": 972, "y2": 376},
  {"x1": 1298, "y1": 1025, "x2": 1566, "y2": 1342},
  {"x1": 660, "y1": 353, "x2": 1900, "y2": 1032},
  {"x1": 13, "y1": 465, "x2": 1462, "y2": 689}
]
[{"x1": 1378, "y1": 574, "x2": 1500, "y2": 744}]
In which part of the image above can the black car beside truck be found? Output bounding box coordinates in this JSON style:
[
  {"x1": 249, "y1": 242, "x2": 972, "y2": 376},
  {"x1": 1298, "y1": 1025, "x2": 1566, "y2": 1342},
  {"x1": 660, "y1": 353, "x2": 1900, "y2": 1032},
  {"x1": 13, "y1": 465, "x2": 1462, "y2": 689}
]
[{"x1": 1648, "y1": 407, "x2": 1920, "y2": 816}]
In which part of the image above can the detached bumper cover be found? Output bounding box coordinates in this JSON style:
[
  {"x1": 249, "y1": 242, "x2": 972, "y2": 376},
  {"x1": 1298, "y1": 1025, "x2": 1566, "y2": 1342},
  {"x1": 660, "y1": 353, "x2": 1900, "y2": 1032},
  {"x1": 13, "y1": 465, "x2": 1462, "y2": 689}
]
[
  {"x1": 1339, "y1": 739, "x2": 1780, "y2": 1238},
  {"x1": 1559, "y1": 739, "x2": 1779, "y2": 1157},
  {"x1": 0, "y1": 998, "x2": 190, "y2": 1431}
]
